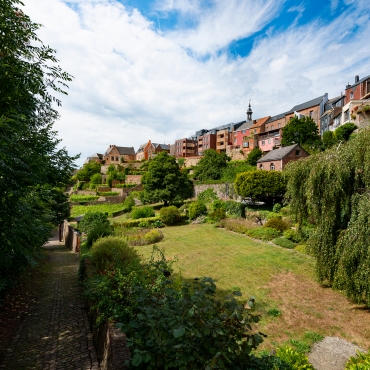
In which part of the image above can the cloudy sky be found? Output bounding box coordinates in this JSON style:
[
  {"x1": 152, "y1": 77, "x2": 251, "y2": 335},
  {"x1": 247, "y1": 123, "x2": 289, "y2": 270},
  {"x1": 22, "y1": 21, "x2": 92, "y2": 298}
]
[{"x1": 23, "y1": 0, "x2": 370, "y2": 166}]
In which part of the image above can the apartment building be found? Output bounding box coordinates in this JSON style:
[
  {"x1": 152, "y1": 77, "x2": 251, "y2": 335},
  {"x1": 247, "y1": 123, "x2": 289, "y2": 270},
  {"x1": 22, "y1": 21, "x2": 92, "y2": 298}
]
[{"x1": 174, "y1": 138, "x2": 198, "y2": 158}]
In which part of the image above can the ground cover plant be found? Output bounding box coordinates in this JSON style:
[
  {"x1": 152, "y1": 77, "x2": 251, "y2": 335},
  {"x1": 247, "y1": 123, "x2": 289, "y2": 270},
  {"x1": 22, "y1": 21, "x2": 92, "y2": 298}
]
[
  {"x1": 71, "y1": 203, "x2": 127, "y2": 218},
  {"x1": 131, "y1": 206, "x2": 155, "y2": 219},
  {"x1": 133, "y1": 224, "x2": 370, "y2": 350}
]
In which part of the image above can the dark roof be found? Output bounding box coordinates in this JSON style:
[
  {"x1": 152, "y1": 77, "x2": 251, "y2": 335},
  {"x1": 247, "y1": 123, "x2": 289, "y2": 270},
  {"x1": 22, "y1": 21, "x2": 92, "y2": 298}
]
[
  {"x1": 235, "y1": 120, "x2": 253, "y2": 131},
  {"x1": 116, "y1": 146, "x2": 135, "y2": 155},
  {"x1": 345, "y1": 75, "x2": 370, "y2": 90},
  {"x1": 152, "y1": 143, "x2": 170, "y2": 151},
  {"x1": 288, "y1": 95, "x2": 326, "y2": 113},
  {"x1": 326, "y1": 96, "x2": 341, "y2": 104},
  {"x1": 266, "y1": 112, "x2": 288, "y2": 124},
  {"x1": 257, "y1": 144, "x2": 302, "y2": 162}
]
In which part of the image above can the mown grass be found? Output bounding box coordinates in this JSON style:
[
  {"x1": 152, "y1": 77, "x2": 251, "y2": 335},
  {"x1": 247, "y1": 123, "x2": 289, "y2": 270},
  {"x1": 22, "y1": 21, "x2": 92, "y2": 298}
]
[{"x1": 135, "y1": 223, "x2": 314, "y2": 313}]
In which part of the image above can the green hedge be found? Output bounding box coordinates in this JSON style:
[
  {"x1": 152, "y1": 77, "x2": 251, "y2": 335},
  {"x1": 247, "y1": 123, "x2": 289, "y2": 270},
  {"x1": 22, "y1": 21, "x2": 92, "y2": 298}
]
[
  {"x1": 246, "y1": 227, "x2": 281, "y2": 241},
  {"x1": 114, "y1": 216, "x2": 160, "y2": 228},
  {"x1": 272, "y1": 237, "x2": 295, "y2": 249}
]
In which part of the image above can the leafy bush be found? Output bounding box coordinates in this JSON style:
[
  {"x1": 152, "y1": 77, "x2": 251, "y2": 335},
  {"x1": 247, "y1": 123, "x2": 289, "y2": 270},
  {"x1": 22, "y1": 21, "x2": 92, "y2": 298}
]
[
  {"x1": 273, "y1": 203, "x2": 282, "y2": 213},
  {"x1": 188, "y1": 201, "x2": 207, "y2": 220},
  {"x1": 246, "y1": 227, "x2": 281, "y2": 241},
  {"x1": 284, "y1": 229, "x2": 300, "y2": 243},
  {"x1": 345, "y1": 349, "x2": 370, "y2": 369},
  {"x1": 273, "y1": 237, "x2": 295, "y2": 249},
  {"x1": 90, "y1": 173, "x2": 102, "y2": 185},
  {"x1": 159, "y1": 206, "x2": 182, "y2": 225},
  {"x1": 209, "y1": 207, "x2": 226, "y2": 221},
  {"x1": 152, "y1": 219, "x2": 165, "y2": 228},
  {"x1": 131, "y1": 206, "x2": 155, "y2": 219},
  {"x1": 98, "y1": 191, "x2": 119, "y2": 197},
  {"x1": 91, "y1": 236, "x2": 139, "y2": 271},
  {"x1": 335, "y1": 122, "x2": 357, "y2": 142},
  {"x1": 70, "y1": 195, "x2": 100, "y2": 202},
  {"x1": 275, "y1": 346, "x2": 314, "y2": 369},
  {"x1": 143, "y1": 229, "x2": 164, "y2": 244},
  {"x1": 246, "y1": 147, "x2": 263, "y2": 166},
  {"x1": 265, "y1": 217, "x2": 290, "y2": 232},
  {"x1": 294, "y1": 244, "x2": 307, "y2": 254},
  {"x1": 87, "y1": 223, "x2": 112, "y2": 247},
  {"x1": 79, "y1": 212, "x2": 110, "y2": 234},
  {"x1": 118, "y1": 277, "x2": 264, "y2": 369},
  {"x1": 123, "y1": 195, "x2": 135, "y2": 212},
  {"x1": 225, "y1": 200, "x2": 245, "y2": 217},
  {"x1": 221, "y1": 161, "x2": 255, "y2": 181},
  {"x1": 198, "y1": 188, "x2": 218, "y2": 204}
]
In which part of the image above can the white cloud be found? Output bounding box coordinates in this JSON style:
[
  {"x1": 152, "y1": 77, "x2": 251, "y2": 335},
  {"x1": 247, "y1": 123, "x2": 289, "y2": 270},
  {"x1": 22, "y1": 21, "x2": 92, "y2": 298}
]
[{"x1": 22, "y1": 0, "x2": 370, "y2": 165}]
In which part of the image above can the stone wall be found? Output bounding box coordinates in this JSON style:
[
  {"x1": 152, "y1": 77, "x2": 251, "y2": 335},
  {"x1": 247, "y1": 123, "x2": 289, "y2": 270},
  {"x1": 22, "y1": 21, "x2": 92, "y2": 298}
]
[
  {"x1": 62, "y1": 221, "x2": 80, "y2": 253},
  {"x1": 126, "y1": 175, "x2": 142, "y2": 184},
  {"x1": 226, "y1": 148, "x2": 246, "y2": 161},
  {"x1": 193, "y1": 183, "x2": 240, "y2": 200}
]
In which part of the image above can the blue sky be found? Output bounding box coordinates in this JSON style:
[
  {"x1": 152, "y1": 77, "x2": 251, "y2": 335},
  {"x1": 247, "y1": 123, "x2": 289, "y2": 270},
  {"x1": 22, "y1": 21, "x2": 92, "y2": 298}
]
[{"x1": 23, "y1": 0, "x2": 370, "y2": 165}]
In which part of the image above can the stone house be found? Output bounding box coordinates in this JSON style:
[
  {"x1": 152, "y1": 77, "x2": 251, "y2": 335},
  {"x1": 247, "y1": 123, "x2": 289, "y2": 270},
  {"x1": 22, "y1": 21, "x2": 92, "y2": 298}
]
[
  {"x1": 84, "y1": 153, "x2": 103, "y2": 164},
  {"x1": 104, "y1": 145, "x2": 136, "y2": 165},
  {"x1": 256, "y1": 144, "x2": 309, "y2": 171}
]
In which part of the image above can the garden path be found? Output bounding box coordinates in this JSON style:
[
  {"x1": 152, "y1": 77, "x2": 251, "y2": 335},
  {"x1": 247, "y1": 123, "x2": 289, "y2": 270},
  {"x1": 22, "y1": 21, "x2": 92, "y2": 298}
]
[{"x1": 0, "y1": 232, "x2": 100, "y2": 370}]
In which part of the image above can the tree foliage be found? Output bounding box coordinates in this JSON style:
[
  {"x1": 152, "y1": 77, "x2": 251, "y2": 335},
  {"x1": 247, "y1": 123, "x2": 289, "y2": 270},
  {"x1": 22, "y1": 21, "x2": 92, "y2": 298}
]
[
  {"x1": 335, "y1": 122, "x2": 357, "y2": 142},
  {"x1": 235, "y1": 170, "x2": 287, "y2": 205},
  {"x1": 193, "y1": 149, "x2": 230, "y2": 180},
  {"x1": 75, "y1": 161, "x2": 101, "y2": 181},
  {"x1": 285, "y1": 128, "x2": 370, "y2": 305},
  {"x1": 0, "y1": 0, "x2": 77, "y2": 290},
  {"x1": 281, "y1": 116, "x2": 321, "y2": 148},
  {"x1": 141, "y1": 152, "x2": 193, "y2": 206},
  {"x1": 246, "y1": 148, "x2": 263, "y2": 166}
]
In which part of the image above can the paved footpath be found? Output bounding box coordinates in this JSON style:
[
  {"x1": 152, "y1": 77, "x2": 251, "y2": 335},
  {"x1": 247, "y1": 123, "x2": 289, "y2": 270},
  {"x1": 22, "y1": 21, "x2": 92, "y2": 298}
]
[{"x1": 0, "y1": 233, "x2": 100, "y2": 370}]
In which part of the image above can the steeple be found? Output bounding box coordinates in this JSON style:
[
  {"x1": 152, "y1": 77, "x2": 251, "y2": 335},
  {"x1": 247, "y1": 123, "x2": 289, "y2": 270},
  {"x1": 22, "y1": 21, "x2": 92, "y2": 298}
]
[{"x1": 246, "y1": 99, "x2": 253, "y2": 122}]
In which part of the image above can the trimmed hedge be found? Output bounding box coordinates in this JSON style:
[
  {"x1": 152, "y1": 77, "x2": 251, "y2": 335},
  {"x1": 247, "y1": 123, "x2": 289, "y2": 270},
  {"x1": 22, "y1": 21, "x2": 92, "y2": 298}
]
[
  {"x1": 272, "y1": 237, "x2": 295, "y2": 249},
  {"x1": 246, "y1": 227, "x2": 281, "y2": 241},
  {"x1": 114, "y1": 216, "x2": 160, "y2": 228}
]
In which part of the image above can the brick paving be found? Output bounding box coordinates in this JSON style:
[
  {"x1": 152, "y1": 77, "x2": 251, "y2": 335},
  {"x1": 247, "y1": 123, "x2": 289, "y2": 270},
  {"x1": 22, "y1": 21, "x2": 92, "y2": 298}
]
[{"x1": 0, "y1": 233, "x2": 100, "y2": 370}]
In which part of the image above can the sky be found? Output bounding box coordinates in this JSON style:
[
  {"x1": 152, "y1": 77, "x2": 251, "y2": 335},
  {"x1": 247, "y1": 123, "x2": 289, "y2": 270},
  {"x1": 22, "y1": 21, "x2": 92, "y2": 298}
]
[{"x1": 22, "y1": 0, "x2": 370, "y2": 166}]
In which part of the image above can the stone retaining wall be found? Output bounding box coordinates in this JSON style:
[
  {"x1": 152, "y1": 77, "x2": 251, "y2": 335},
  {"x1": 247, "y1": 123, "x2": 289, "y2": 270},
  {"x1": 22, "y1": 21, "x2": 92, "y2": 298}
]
[
  {"x1": 62, "y1": 221, "x2": 80, "y2": 253},
  {"x1": 193, "y1": 183, "x2": 240, "y2": 200}
]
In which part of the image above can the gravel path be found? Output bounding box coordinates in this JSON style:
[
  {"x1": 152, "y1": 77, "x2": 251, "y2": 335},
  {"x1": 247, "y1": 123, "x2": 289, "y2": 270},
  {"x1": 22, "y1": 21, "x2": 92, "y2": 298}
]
[{"x1": 0, "y1": 233, "x2": 100, "y2": 370}]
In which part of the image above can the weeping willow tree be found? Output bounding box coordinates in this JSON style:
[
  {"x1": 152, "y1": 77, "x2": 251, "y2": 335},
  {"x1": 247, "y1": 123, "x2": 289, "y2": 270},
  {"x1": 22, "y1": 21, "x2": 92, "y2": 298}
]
[{"x1": 285, "y1": 127, "x2": 370, "y2": 305}]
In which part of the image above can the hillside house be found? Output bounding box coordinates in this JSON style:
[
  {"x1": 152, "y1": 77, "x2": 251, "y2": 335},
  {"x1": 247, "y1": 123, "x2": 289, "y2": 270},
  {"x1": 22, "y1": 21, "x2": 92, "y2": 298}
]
[
  {"x1": 104, "y1": 145, "x2": 135, "y2": 164},
  {"x1": 256, "y1": 144, "x2": 309, "y2": 171},
  {"x1": 84, "y1": 153, "x2": 103, "y2": 164},
  {"x1": 136, "y1": 140, "x2": 170, "y2": 160}
]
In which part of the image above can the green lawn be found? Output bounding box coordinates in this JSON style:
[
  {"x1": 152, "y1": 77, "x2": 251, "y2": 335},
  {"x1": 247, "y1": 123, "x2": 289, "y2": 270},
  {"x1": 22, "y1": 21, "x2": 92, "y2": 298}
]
[{"x1": 135, "y1": 223, "x2": 314, "y2": 309}]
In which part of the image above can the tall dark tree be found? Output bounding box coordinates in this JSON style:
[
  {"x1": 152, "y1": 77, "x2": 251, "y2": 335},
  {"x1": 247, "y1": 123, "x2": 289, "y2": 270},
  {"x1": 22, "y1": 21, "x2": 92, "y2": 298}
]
[
  {"x1": 281, "y1": 116, "x2": 321, "y2": 148},
  {"x1": 141, "y1": 152, "x2": 193, "y2": 206},
  {"x1": 0, "y1": 0, "x2": 77, "y2": 290},
  {"x1": 193, "y1": 149, "x2": 230, "y2": 180}
]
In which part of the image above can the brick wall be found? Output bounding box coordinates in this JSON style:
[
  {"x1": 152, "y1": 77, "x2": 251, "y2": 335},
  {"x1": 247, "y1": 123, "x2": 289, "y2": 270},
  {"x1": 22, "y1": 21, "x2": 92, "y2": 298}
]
[{"x1": 126, "y1": 175, "x2": 142, "y2": 184}]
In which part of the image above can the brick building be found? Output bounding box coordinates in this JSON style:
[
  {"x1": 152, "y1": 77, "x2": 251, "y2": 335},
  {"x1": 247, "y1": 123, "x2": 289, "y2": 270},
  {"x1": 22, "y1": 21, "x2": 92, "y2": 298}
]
[
  {"x1": 256, "y1": 144, "x2": 309, "y2": 171},
  {"x1": 136, "y1": 140, "x2": 170, "y2": 160},
  {"x1": 174, "y1": 138, "x2": 198, "y2": 158},
  {"x1": 344, "y1": 75, "x2": 370, "y2": 104},
  {"x1": 84, "y1": 153, "x2": 103, "y2": 164},
  {"x1": 103, "y1": 145, "x2": 136, "y2": 164},
  {"x1": 197, "y1": 131, "x2": 216, "y2": 155}
]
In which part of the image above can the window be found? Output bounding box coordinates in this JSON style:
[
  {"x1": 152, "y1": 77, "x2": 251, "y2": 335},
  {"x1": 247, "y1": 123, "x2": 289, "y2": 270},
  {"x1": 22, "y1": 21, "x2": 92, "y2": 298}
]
[
  {"x1": 111, "y1": 156, "x2": 114, "y2": 161},
  {"x1": 243, "y1": 142, "x2": 249, "y2": 148},
  {"x1": 350, "y1": 92, "x2": 354, "y2": 99},
  {"x1": 278, "y1": 123, "x2": 281, "y2": 128},
  {"x1": 309, "y1": 110, "x2": 313, "y2": 117},
  {"x1": 268, "y1": 139, "x2": 270, "y2": 144},
  {"x1": 262, "y1": 141, "x2": 265, "y2": 146},
  {"x1": 271, "y1": 125, "x2": 274, "y2": 130},
  {"x1": 270, "y1": 163, "x2": 275, "y2": 171},
  {"x1": 289, "y1": 117, "x2": 293, "y2": 120},
  {"x1": 259, "y1": 164, "x2": 263, "y2": 169},
  {"x1": 295, "y1": 150, "x2": 300, "y2": 156},
  {"x1": 254, "y1": 129, "x2": 257, "y2": 133},
  {"x1": 344, "y1": 110, "x2": 350, "y2": 122},
  {"x1": 242, "y1": 130, "x2": 246, "y2": 134},
  {"x1": 116, "y1": 157, "x2": 119, "y2": 161}
]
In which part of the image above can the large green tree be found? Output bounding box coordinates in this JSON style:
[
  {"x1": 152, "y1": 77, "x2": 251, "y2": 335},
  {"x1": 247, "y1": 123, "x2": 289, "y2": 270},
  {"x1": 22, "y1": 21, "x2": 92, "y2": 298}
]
[
  {"x1": 246, "y1": 148, "x2": 263, "y2": 166},
  {"x1": 281, "y1": 116, "x2": 321, "y2": 148},
  {"x1": 141, "y1": 152, "x2": 193, "y2": 206},
  {"x1": 0, "y1": 0, "x2": 77, "y2": 289},
  {"x1": 285, "y1": 127, "x2": 370, "y2": 306},
  {"x1": 234, "y1": 170, "x2": 287, "y2": 205},
  {"x1": 193, "y1": 149, "x2": 230, "y2": 180},
  {"x1": 75, "y1": 161, "x2": 101, "y2": 181}
]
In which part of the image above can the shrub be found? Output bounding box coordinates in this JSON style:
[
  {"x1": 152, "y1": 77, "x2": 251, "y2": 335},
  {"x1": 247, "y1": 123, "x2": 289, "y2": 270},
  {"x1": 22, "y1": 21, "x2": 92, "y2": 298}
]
[
  {"x1": 209, "y1": 208, "x2": 226, "y2": 221},
  {"x1": 273, "y1": 237, "x2": 295, "y2": 249},
  {"x1": 284, "y1": 229, "x2": 300, "y2": 243},
  {"x1": 131, "y1": 206, "x2": 155, "y2": 219},
  {"x1": 90, "y1": 173, "x2": 102, "y2": 185},
  {"x1": 345, "y1": 349, "x2": 370, "y2": 369},
  {"x1": 294, "y1": 244, "x2": 307, "y2": 254},
  {"x1": 152, "y1": 219, "x2": 165, "y2": 228},
  {"x1": 272, "y1": 203, "x2": 282, "y2": 213},
  {"x1": 276, "y1": 346, "x2": 314, "y2": 369},
  {"x1": 225, "y1": 200, "x2": 245, "y2": 217},
  {"x1": 188, "y1": 201, "x2": 207, "y2": 220},
  {"x1": 79, "y1": 212, "x2": 110, "y2": 234},
  {"x1": 90, "y1": 236, "x2": 139, "y2": 271},
  {"x1": 219, "y1": 218, "x2": 257, "y2": 234},
  {"x1": 143, "y1": 229, "x2": 164, "y2": 244},
  {"x1": 98, "y1": 191, "x2": 119, "y2": 197},
  {"x1": 87, "y1": 223, "x2": 112, "y2": 247},
  {"x1": 70, "y1": 195, "x2": 100, "y2": 202},
  {"x1": 265, "y1": 217, "x2": 290, "y2": 232},
  {"x1": 198, "y1": 188, "x2": 218, "y2": 205},
  {"x1": 114, "y1": 217, "x2": 160, "y2": 228},
  {"x1": 123, "y1": 195, "x2": 135, "y2": 212},
  {"x1": 246, "y1": 227, "x2": 281, "y2": 241},
  {"x1": 159, "y1": 206, "x2": 182, "y2": 225}
]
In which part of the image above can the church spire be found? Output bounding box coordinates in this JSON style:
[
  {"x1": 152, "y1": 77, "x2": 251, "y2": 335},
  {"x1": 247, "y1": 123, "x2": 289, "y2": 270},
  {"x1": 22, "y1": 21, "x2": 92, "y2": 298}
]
[{"x1": 246, "y1": 99, "x2": 253, "y2": 122}]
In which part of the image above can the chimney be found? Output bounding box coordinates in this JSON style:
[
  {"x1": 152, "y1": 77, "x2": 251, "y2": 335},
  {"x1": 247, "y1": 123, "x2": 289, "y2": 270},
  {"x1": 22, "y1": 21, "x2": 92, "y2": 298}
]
[{"x1": 355, "y1": 75, "x2": 359, "y2": 83}]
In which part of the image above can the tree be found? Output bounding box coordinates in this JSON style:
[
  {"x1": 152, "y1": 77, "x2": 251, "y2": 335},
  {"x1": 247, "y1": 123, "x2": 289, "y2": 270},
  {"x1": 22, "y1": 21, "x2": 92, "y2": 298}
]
[
  {"x1": 285, "y1": 127, "x2": 370, "y2": 306},
  {"x1": 281, "y1": 116, "x2": 321, "y2": 148},
  {"x1": 335, "y1": 122, "x2": 357, "y2": 142},
  {"x1": 141, "y1": 152, "x2": 193, "y2": 206},
  {"x1": 234, "y1": 170, "x2": 287, "y2": 205},
  {"x1": 0, "y1": 0, "x2": 77, "y2": 290},
  {"x1": 75, "y1": 161, "x2": 101, "y2": 181},
  {"x1": 322, "y1": 131, "x2": 336, "y2": 149},
  {"x1": 246, "y1": 148, "x2": 263, "y2": 166},
  {"x1": 193, "y1": 149, "x2": 230, "y2": 180}
]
